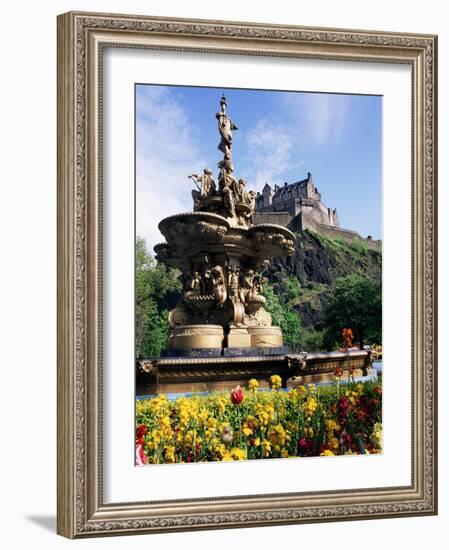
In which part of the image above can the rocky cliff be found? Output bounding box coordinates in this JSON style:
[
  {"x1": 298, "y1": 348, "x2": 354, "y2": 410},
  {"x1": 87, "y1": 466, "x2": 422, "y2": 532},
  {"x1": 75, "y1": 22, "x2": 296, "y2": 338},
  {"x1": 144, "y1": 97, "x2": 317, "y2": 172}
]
[{"x1": 266, "y1": 229, "x2": 382, "y2": 329}]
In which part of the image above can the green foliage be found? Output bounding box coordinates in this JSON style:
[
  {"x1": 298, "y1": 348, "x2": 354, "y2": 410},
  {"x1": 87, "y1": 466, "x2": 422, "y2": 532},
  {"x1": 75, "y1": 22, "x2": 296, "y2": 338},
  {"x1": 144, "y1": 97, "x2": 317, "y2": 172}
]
[
  {"x1": 299, "y1": 328, "x2": 326, "y2": 352},
  {"x1": 305, "y1": 229, "x2": 371, "y2": 263},
  {"x1": 323, "y1": 273, "x2": 381, "y2": 349},
  {"x1": 136, "y1": 237, "x2": 182, "y2": 357},
  {"x1": 140, "y1": 305, "x2": 170, "y2": 357},
  {"x1": 262, "y1": 282, "x2": 301, "y2": 350},
  {"x1": 351, "y1": 237, "x2": 370, "y2": 256},
  {"x1": 283, "y1": 277, "x2": 302, "y2": 304}
]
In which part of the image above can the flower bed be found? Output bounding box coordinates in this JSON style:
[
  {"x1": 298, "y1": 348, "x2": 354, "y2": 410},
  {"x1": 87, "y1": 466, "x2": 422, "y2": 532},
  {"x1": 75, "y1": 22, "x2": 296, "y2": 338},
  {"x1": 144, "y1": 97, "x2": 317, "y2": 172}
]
[{"x1": 136, "y1": 377, "x2": 382, "y2": 465}]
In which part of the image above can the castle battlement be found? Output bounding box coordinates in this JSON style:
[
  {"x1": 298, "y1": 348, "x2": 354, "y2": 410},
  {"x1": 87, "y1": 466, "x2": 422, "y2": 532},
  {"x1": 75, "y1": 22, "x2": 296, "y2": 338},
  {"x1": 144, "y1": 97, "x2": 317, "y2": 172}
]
[{"x1": 255, "y1": 172, "x2": 339, "y2": 229}]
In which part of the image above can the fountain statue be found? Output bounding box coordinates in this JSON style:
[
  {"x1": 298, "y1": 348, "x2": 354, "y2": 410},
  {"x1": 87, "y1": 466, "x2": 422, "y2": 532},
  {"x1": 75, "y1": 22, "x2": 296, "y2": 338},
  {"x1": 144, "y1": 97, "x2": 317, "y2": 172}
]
[{"x1": 154, "y1": 96, "x2": 296, "y2": 352}]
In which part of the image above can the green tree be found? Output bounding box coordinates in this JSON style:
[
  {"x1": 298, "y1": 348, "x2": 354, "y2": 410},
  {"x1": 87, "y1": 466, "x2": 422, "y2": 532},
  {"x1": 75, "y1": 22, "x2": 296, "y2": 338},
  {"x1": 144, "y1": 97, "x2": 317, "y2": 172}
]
[
  {"x1": 299, "y1": 328, "x2": 326, "y2": 352},
  {"x1": 135, "y1": 237, "x2": 182, "y2": 357},
  {"x1": 262, "y1": 283, "x2": 301, "y2": 350},
  {"x1": 323, "y1": 274, "x2": 381, "y2": 350}
]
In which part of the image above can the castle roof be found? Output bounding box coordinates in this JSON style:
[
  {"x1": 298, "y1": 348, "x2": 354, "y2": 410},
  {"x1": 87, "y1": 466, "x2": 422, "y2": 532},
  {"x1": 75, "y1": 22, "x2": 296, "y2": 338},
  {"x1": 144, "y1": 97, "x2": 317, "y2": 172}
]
[
  {"x1": 262, "y1": 182, "x2": 272, "y2": 193},
  {"x1": 273, "y1": 173, "x2": 313, "y2": 196}
]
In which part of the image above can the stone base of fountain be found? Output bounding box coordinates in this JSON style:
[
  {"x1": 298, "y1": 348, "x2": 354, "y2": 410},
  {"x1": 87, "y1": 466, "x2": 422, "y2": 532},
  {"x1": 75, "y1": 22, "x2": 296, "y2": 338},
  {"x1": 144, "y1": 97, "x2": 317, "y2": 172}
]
[{"x1": 136, "y1": 349, "x2": 375, "y2": 396}]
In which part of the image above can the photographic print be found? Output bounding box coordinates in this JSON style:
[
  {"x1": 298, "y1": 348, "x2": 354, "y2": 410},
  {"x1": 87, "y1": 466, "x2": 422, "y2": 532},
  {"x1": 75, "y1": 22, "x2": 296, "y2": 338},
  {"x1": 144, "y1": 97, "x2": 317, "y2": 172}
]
[
  {"x1": 135, "y1": 85, "x2": 383, "y2": 465},
  {"x1": 57, "y1": 12, "x2": 437, "y2": 537}
]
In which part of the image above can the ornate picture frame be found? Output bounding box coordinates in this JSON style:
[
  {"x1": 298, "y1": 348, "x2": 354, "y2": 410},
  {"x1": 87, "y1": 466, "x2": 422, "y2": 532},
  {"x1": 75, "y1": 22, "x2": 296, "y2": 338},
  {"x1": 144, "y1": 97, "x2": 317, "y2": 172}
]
[{"x1": 57, "y1": 11, "x2": 437, "y2": 538}]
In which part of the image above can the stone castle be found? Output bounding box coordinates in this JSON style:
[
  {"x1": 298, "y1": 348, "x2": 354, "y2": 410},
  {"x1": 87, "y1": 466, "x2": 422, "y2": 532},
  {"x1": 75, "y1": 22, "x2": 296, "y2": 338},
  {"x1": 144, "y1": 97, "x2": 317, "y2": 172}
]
[{"x1": 254, "y1": 172, "x2": 381, "y2": 251}]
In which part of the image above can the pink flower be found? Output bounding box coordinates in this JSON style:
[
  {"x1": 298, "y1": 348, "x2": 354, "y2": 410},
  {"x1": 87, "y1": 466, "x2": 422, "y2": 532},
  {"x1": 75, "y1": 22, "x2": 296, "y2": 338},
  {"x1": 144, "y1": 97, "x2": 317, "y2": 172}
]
[{"x1": 136, "y1": 443, "x2": 148, "y2": 466}]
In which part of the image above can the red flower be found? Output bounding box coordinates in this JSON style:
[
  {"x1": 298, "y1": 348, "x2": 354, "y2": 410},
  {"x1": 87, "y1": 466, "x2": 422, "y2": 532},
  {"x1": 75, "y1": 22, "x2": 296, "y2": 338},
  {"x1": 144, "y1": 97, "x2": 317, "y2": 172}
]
[
  {"x1": 230, "y1": 385, "x2": 244, "y2": 405},
  {"x1": 298, "y1": 437, "x2": 314, "y2": 457},
  {"x1": 334, "y1": 367, "x2": 343, "y2": 378},
  {"x1": 338, "y1": 396, "x2": 350, "y2": 412},
  {"x1": 337, "y1": 396, "x2": 350, "y2": 424},
  {"x1": 136, "y1": 424, "x2": 148, "y2": 445},
  {"x1": 341, "y1": 431, "x2": 352, "y2": 447}
]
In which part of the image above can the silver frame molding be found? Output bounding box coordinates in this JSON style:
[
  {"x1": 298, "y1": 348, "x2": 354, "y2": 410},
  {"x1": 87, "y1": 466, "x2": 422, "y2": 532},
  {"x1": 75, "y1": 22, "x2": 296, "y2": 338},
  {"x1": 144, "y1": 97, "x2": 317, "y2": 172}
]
[{"x1": 57, "y1": 11, "x2": 438, "y2": 538}]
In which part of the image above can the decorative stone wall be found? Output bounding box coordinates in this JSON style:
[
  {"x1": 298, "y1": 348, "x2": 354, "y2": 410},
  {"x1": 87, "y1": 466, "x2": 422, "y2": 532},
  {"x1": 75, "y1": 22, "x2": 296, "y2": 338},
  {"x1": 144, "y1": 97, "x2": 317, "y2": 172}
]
[
  {"x1": 298, "y1": 213, "x2": 382, "y2": 251},
  {"x1": 254, "y1": 210, "x2": 381, "y2": 252},
  {"x1": 253, "y1": 211, "x2": 293, "y2": 227}
]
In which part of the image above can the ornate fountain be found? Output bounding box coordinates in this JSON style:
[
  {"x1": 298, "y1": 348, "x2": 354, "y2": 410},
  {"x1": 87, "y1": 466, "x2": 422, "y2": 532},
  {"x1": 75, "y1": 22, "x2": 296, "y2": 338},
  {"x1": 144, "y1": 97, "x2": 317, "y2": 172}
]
[
  {"x1": 154, "y1": 95, "x2": 295, "y2": 353},
  {"x1": 137, "y1": 96, "x2": 374, "y2": 395}
]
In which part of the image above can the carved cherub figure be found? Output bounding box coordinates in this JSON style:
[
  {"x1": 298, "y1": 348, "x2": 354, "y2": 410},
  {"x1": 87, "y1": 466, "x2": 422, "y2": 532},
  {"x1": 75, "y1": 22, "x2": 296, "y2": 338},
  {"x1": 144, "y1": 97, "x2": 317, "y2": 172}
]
[
  {"x1": 228, "y1": 266, "x2": 240, "y2": 303},
  {"x1": 190, "y1": 271, "x2": 202, "y2": 294},
  {"x1": 239, "y1": 269, "x2": 254, "y2": 304},
  {"x1": 211, "y1": 266, "x2": 227, "y2": 305}
]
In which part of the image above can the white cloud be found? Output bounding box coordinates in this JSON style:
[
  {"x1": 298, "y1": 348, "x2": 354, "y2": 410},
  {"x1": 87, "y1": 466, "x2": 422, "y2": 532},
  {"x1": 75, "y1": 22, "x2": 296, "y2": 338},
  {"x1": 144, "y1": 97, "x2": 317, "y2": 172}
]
[
  {"x1": 136, "y1": 87, "x2": 206, "y2": 253},
  {"x1": 243, "y1": 118, "x2": 296, "y2": 189},
  {"x1": 280, "y1": 92, "x2": 349, "y2": 146},
  {"x1": 240, "y1": 92, "x2": 349, "y2": 190}
]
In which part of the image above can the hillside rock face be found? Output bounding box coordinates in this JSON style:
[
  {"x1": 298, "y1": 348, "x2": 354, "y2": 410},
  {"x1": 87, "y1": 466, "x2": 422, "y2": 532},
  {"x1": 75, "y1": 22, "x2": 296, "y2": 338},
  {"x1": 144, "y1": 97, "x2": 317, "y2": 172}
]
[{"x1": 266, "y1": 230, "x2": 382, "y2": 329}]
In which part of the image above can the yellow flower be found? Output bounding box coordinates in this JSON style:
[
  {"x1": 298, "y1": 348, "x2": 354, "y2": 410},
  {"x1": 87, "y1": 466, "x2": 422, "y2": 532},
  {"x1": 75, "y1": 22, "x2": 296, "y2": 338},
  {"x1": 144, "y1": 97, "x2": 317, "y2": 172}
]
[
  {"x1": 255, "y1": 403, "x2": 275, "y2": 426},
  {"x1": 165, "y1": 445, "x2": 176, "y2": 463},
  {"x1": 207, "y1": 417, "x2": 218, "y2": 430},
  {"x1": 370, "y1": 422, "x2": 383, "y2": 450},
  {"x1": 304, "y1": 397, "x2": 318, "y2": 417},
  {"x1": 222, "y1": 448, "x2": 247, "y2": 461},
  {"x1": 326, "y1": 419, "x2": 340, "y2": 433},
  {"x1": 268, "y1": 424, "x2": 288, "y2": 447},
  {"x1": 242, "y1": 426, "x2": 253, "y2": 437},
  {"x1": 215, "y1": 396, "x2": 227, "y2": 414},
  {"x1": 345, "y1": 390, "x2": 358, "y2": 406},
  {"x1": 298, "y1": 385, "x2": 307, "y2": 397},
  {"x1": 304, "y1": 426, "x2": 314, "y2": 438},
  {"x1": 198, "y1": 409, "x2": 209, "y2": 424},
  {"x1": 320, "y1": 449, "x2": 335, "y2": 457},
  {"x1": 213, "y1": 443, "x2": 227, "y2": 459},
  {"x1": 270, "y1": 374, "x2": 282, "y2": 390},
  {"x1": 289, "y1": 388, "x2": 298, "y2": 400},
  {"x1": 248, "y1": 378, "x2": 259, "y2": 392},
  {"x1": 281, "y1": 449, "x2": 289, "y2": 458},
  {"x1": 261, "y1": 439, "x2": 272, "y2": 457}
]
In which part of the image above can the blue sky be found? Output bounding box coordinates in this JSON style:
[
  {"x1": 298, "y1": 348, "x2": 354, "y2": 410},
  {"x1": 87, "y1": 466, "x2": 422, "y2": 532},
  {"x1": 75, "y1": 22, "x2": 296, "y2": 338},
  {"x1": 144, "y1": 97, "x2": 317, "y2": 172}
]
[{"x1": 136, "y1": 84, "x2": 382, "y2": 252}]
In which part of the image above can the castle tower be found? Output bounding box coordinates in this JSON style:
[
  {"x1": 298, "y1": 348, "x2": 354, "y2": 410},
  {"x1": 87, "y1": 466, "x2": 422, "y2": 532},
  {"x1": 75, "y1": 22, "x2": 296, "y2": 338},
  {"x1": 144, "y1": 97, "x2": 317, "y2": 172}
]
[
  {"x1": 262, "y1": 183, "x2": 273, "y2": 207},
  {"x1": 306, "y1": 172, "x2": 315, "y2": 199}
]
